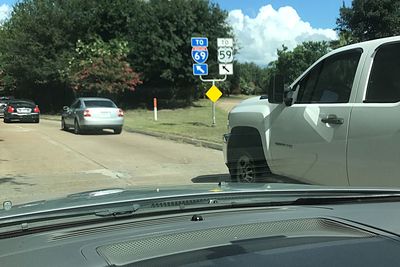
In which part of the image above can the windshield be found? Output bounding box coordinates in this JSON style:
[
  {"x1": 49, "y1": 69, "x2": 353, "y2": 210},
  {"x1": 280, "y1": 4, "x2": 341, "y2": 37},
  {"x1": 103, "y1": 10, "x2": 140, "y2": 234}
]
[{"x1": 0, "y1": 0, "x2": 398, "y2": 208}]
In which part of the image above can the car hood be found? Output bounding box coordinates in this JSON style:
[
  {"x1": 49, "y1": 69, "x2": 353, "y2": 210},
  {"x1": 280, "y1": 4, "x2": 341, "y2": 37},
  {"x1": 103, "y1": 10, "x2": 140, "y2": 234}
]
[{"x1": 2, "y1": 183, "x2": 400, "y2": 220}]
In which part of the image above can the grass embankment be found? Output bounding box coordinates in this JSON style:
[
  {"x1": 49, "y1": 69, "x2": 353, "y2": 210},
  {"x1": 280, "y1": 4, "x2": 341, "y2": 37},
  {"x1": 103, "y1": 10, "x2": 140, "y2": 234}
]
[
  {"x1": 42, "y1": 99, "x2": 230, "y2": 144},
  {"x1": 124, "y1": 99, "x2": 228, "y2": 144}
]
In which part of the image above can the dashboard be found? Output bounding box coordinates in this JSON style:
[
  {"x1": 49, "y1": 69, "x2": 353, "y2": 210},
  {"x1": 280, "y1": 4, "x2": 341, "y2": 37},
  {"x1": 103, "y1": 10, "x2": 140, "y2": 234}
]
[{"x1": 1, "y1": 201, "x2": 400, "y2": 266}]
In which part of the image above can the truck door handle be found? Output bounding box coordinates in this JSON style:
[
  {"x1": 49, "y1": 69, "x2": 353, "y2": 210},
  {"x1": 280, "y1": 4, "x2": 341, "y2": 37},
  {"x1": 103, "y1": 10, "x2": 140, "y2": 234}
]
[{"x1": 321, "y1": 115, "x2": 344, "y2": 125}]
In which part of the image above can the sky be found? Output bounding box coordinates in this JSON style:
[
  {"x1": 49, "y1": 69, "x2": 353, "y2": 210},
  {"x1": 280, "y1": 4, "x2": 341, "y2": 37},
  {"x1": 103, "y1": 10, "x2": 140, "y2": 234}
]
[{"x1": 0, "y1": 0, "x2": 353, "y2": 65}]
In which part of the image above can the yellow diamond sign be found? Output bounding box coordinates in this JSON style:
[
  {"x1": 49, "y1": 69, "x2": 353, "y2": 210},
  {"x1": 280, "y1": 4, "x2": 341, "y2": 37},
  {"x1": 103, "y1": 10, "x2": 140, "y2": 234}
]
[{"x1": 206, "y1": 85, "x2": 222, "y2": 103}]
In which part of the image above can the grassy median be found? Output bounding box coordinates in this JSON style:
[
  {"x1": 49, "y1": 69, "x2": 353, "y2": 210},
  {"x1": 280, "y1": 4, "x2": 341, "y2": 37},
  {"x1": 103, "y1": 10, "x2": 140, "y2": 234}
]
[
  {"x1": 124, "y1": 99, "x2": 228, "y2": 144},
  {"x1": 41, "y1": 99, "x2": 232, "y2": 144}
]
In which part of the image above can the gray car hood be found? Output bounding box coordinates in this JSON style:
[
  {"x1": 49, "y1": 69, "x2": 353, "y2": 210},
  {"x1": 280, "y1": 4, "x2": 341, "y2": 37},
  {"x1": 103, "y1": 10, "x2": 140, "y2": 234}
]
[{"x1": 1, "y1": 183, "x2": 400, "y2": 220}]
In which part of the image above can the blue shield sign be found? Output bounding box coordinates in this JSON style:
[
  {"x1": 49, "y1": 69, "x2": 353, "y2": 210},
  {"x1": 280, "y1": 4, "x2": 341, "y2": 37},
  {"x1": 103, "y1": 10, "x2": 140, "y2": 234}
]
[{"x1": 192, "y1": 47, "x2": 208, "y2": 64}]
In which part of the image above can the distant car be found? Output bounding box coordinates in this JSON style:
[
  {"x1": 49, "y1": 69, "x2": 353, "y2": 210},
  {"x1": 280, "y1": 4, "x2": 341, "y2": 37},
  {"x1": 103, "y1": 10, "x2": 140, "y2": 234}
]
[
  {"x1": 0, "y1": 96, "x2": 14, "y2": 118},
  {"x1": 61, "y1": 97, "x2": 124, "y2": 134},
  {"x1": 3, "y1": 99, "x2": 40, "y2": 123}
]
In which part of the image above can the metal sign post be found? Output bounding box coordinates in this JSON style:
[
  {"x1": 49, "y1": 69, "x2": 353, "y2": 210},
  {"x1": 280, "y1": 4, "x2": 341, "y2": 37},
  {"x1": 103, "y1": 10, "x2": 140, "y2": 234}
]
[
  {"x1": 191, "y1": 37, "x2": 233, "y2": 127},
  {"x1": 200, "y1": 75, "x2": 227, "y2": 126}
]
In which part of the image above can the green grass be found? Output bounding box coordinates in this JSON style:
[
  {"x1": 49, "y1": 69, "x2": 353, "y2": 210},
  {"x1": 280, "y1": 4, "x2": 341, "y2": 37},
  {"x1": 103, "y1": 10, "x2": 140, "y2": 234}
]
[
  {"x1": 124, "y1": 99, "x2": 228, "y2": 144},
  {"x1": 41, "y1": 99, "x2": 229, "y2": 144}
]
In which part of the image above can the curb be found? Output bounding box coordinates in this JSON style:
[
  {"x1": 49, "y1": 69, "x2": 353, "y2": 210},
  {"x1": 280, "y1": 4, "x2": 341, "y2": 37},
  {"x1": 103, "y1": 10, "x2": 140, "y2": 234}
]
[
  {"x1": 124, "y1": 127, "x2": 223, "y2": 151},
  {"x1": 41, "y1": 117, "x2": 223, "y2": 151},
  {"x1": 41, "y1": 116, "x2": 60, "y2": 122}
]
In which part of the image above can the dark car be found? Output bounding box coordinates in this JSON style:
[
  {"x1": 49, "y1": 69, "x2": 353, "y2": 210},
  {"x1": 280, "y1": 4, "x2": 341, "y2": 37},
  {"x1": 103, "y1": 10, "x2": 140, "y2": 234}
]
[
  {"x1": 0, "y1": 96, "x2": 14, "y2": 118},
  {"x1": 3, "y1": 99, "x2": 40, "y2": 123}
]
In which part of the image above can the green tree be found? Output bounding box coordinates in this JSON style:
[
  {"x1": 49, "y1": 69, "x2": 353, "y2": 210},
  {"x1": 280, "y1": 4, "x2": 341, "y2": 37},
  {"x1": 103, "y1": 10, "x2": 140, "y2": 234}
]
[
  {"x1": 66, "y1": 38, "x2": 141, "y2": 99},
  {"x1": 336, "y1": 0, "x2": 400, "y2": 43},
  {"x1": 274, "y1": 41, "x2": 331, "y2": 84},
  {"x1": 126, "y1": 0, "x2": 233, "y2": 105},
  {"x1": 235, "y1": 62, "x2": 266, "y2": 95},
  {"x1": 0, "y1": 0, "x2": 233, "y2": 110}
]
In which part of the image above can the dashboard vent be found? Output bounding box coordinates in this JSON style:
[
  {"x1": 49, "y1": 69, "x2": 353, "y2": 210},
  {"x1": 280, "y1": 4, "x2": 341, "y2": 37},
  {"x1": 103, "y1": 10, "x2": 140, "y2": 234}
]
[
  {"x1": 48, "y1": 216, "x2": 186, "y2": 242},
  {"x1": 96, "y1": 218, "x2": 373, "y2": 266}
]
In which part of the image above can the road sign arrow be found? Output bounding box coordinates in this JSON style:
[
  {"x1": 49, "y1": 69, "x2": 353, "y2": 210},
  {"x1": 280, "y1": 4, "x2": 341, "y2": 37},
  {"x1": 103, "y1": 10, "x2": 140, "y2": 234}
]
[
  {"x1": 193, "y1": 64, "x2": 208, "y2": 75},
  {"x1": 219, "y1": 64, "x2": 233, "y2": 75},
  {"x1": 196, "y1": 65, "x2": 205, "y2": 74}
]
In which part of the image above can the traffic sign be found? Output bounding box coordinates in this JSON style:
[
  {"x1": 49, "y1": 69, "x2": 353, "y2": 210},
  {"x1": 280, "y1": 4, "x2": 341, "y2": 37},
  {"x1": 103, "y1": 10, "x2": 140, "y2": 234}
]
[
  {"x1": 206, "y1": 85, "x2": 223, "y2": 103},
  {"x1": 217, "y1": 38, "x2": 233, "y2": 47},
  {"x1": 191, "y1": 37, "x2": 208, "y2": 47},
  {"x1": 193, "y1": 64, "x2": 208, "y2": 75},
  {"x1": 218, "y1": 47, "x2": 234, "y2": 63},
  {"x1": 219, "y1": 64, "x2": 233, "y2": 75},
  {"x1": 191, "y1": 47, "x2": 208, "y2": 64}
]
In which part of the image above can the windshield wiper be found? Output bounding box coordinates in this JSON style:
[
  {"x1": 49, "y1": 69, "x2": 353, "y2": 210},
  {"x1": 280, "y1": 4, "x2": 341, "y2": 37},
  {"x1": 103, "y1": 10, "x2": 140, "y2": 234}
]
[{"x1": 94, "y1": 204, "x2": 140, "y2": 218}]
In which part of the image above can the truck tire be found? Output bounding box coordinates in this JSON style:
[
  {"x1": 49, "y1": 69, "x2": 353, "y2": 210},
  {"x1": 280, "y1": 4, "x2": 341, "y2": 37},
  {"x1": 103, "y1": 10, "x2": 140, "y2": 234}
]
[{"x1": 229, "y1": 147, "x2": 270, "y2": 183}]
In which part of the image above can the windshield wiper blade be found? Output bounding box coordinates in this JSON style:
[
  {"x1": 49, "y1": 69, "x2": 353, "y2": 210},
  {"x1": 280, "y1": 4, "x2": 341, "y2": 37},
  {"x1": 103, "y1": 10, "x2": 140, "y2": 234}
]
[{"x1": 94, "y1": 204, "x2": 140, "y2": 218}]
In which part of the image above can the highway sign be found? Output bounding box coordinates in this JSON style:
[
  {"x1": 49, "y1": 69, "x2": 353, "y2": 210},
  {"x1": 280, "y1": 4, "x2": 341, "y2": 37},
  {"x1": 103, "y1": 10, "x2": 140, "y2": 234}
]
[
  {"x1": 206, "y1": 85, "x2": 222, "y2": 102},
  {"x1": 219, "y1": 64, "x2": 233, "y2": 75},
  {"x1": 191, "y1": 37, "x2": 208, "y2": 47},
  {"x1": 193, "y1": 64, "x2": 208, "y2": 75},
  {"x1": 191, "y1": 47, "x2": 208, "y2": 64},
  {"x1": 218, "y1": 47, "x2": 234, "y2": 63},
  {"x1": 217, "y1": 38, "x2": 233, "y2": 47}
]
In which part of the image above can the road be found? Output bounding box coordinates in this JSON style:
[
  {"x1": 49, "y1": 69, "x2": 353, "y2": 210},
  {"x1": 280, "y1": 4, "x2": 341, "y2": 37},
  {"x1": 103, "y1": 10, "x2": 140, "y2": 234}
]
[{"x1": 0, "y1": 119, "x2": 228, "y2": 205}]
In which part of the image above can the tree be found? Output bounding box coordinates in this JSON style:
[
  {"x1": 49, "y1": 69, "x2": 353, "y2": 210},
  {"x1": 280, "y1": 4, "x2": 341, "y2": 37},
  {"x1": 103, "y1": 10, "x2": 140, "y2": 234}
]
[
  {"x1": 126, "y1": 0, "x2": 233, "y2": 105},
  {"x1": 65, "y1": 38, "x2": 142, "y2": 99},
  {"x1": 337, "y1": 0, "x2": 400, "y2": 43},
  {"x1": 274, "y1": 41, "x2": 331, "y2": 85},
  {"x1": 0, "y1": 0, "x2": 233, "y2": 110}
]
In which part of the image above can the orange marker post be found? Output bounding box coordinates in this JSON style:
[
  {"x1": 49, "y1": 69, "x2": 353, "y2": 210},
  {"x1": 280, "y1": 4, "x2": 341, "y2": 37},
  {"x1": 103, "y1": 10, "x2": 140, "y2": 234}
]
[{"x1": 153, "y1": 98, "x2": 158, "y2": 121}]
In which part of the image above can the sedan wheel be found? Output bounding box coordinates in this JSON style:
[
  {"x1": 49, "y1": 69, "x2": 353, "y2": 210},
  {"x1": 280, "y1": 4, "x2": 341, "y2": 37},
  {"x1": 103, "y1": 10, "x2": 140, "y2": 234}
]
[
  {"x1": 74, "y1": 120, "x2": 81, "y2": 135},
  {"x1": 114, "y1": 127, "x2": 122, "y2": 134},
  {"x1": 61, "y1": 118, "x2": 67, "y2": 130}
]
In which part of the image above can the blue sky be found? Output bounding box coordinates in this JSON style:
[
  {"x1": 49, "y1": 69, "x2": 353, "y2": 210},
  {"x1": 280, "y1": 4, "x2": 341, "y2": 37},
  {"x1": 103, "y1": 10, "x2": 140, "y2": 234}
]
[
  {"x1": 213, "y1": 0, "x2": 352, "y2": 29},
  {"x1": 0, "y1": 0, "x2": 354, "y2": 65}
]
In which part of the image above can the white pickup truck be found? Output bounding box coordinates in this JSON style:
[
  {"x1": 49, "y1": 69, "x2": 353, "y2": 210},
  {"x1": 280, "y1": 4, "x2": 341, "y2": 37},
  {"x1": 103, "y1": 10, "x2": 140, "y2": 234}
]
[{"x1": 224, "y1": 36, "x2": 400, "y2": 186}]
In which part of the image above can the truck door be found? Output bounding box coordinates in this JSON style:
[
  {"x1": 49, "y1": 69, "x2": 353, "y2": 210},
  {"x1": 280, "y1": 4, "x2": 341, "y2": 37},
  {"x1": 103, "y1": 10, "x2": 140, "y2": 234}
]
[
  {"x1": 348, "y1": 42, "x2": 400, "y2": 186},
  {"x1": 269, "y1": 49, "x2": 363, "y2": 185}
]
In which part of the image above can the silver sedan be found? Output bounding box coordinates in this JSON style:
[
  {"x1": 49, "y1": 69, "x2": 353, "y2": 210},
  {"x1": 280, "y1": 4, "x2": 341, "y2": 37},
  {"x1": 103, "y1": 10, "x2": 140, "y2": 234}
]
[{"x1": 61, "y1": 97, "x2": 124, "y2": 134}]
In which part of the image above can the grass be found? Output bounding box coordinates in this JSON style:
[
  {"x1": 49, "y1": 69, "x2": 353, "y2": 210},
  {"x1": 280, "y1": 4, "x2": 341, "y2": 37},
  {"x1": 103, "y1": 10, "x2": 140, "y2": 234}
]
[{"x1": 124, "y1": 99, "x2": 228, "y2": 144}]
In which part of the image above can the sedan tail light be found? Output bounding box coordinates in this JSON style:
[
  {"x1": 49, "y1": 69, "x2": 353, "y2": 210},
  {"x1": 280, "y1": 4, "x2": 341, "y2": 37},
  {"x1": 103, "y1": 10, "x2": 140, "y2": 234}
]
[
  {"x1": 118, "y1": 109, "x2": 124, "y2": 117},
  {"x1": 33, "y1": 105, "x2": 40, "y2": 113},
  {"x1": 7, "y1": 106, "x2": 14, "y2": 113},
  {"x1": 83, "y1": 109, "x2": 91, "y2": 117}
]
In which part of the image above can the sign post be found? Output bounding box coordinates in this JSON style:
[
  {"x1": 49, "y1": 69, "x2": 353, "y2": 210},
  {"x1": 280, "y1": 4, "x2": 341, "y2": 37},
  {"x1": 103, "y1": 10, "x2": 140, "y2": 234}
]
[
  {"x1": 153, "y1": 98, "x2": 158, "y2": 121},
  {"x1": 191, "y1": 37, "x2": 233, "y2": 126}
]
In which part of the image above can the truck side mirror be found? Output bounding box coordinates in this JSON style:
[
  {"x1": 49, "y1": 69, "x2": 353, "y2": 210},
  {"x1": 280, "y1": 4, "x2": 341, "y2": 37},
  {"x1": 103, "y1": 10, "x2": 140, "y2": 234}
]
[{"x1": 268, "y1": 75, "x2": 284, "y2": 104}]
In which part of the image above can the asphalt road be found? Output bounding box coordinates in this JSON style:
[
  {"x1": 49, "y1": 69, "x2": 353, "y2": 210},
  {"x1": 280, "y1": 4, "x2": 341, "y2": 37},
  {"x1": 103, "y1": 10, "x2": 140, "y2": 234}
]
[{"x1": 0, "y1": 119, "x2": 228, "y2": 205}]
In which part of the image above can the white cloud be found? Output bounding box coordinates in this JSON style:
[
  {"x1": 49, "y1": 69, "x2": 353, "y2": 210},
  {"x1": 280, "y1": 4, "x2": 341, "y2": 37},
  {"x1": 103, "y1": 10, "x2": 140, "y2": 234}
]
[
  {"x1": 0, "y1": 4, "x2": 11, "y2": 23},
  {"x1": 227, "y1": 5, "x2": 337, "y2": 65}
]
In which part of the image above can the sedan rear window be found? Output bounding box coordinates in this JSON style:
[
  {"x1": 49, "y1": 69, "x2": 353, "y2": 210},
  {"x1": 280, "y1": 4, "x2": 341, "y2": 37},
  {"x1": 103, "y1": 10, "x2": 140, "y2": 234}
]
[
  {"x1": 8, "y1": 101, "x2": 35, "y2": 108},
  {"x1": 84, "y1": 100, "x2": 116, "y2": 108}
]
